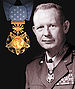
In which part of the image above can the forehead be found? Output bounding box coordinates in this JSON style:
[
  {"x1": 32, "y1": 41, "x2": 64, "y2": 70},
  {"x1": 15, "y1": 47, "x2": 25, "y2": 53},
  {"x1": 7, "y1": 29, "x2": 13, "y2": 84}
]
[{"x1": 33, "y1": 8, "x2": 60, "y2": 25}]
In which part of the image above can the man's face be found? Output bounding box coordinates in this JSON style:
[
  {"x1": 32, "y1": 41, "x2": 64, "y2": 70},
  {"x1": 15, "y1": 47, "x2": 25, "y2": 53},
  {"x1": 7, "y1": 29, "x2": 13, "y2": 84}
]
[{"x1": 33, "y1": 8, "x2": 68, "y2": 50}]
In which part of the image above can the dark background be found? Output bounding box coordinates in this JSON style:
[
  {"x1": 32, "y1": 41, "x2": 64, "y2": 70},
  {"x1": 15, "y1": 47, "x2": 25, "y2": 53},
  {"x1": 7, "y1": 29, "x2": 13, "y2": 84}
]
[{"x1": 0, "y1": 0, "x2": 75, "y2": 89}]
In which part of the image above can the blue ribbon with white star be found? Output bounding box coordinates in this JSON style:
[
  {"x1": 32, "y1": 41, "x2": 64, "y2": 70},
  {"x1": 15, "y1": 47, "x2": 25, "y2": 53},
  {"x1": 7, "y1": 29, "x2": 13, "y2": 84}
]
[
  {"x1": 3, "y1": 1, "x2": 33, "y2": 21},
  {"x1": 9, "y1": 6, "x2": 27, "y2": 21}
]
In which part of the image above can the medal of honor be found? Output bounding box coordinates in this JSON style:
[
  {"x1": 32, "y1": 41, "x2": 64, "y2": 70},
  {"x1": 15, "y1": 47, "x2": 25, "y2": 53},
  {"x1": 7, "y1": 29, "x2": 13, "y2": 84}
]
[
  {"x1": 3, "y1": 1, "x2": 33, "y2": 55},
  {"x1": 6, "y1": 21, "x2": 30, "y2": 55}
]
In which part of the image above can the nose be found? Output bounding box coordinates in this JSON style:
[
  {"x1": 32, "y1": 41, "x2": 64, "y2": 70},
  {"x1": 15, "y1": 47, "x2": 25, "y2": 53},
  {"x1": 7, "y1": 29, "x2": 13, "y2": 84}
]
[{"x1": 43, "y1": 25, "x2": 51, "y2": 36}]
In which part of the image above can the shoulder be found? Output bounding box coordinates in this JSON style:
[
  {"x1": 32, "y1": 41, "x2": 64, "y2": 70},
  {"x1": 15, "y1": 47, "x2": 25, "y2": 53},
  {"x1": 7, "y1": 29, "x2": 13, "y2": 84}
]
[
  {"x1": 27, "y1": 58, "x2": 40, "y2": 68},
  {"x1": 26, "y1": 52, "x2": 45, "y2": 70},
  {"x1": 66, "y1": 43, "x2": 75, "y2": 55},
  {"x1": 69, "y1": 44, "x2": 75, "y2": 65},
  {"x1": 69, "y1": 44, "x2": 75, "y2": 55}
]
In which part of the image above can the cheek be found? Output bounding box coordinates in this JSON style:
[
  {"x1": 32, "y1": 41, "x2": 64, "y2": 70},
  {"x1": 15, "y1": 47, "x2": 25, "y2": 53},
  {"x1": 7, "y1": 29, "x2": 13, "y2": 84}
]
[
  {"x1": 51, "y1": 30, "x2": 59, "y2": 39},
  {"x1": 35, "y1": 32, "x2": 42, "y2": 40},
  {"x1": 51, "y1": 29, "x2": 64, "y2": 42}
]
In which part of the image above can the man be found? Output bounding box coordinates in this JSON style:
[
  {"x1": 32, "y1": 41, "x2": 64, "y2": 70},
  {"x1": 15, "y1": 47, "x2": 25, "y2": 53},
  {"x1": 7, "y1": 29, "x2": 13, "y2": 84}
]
[{"x1": 25, "y1": 3, "x2": 75, "y2": 89}]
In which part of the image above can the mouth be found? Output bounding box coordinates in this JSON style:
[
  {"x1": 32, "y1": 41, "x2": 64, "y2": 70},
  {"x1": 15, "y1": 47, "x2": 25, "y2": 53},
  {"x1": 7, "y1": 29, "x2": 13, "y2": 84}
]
[{"x1": 42, "y1": 39, "x2": 54, "y2": 44}]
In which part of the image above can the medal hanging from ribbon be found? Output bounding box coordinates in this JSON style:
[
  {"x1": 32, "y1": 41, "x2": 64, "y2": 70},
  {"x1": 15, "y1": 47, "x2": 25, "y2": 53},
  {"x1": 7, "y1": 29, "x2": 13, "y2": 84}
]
[
  {"x1": 3, "y1": 3, "x2": 33, "y2": 55},
  {"x1": 6, "y1": 21, "x2": 30, "y2": 55}
]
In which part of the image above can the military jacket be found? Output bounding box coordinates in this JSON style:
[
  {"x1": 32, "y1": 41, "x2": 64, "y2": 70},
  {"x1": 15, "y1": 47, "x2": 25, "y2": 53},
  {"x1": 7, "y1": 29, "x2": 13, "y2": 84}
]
[{"x1": 25, "y1": 46, "x2": 75, "y2": 89}]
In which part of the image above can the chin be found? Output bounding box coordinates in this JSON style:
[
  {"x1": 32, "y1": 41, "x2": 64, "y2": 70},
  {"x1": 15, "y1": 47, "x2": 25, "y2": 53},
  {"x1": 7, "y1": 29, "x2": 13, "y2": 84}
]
[{"x1": 41, "y1": 44, "x2": 56, "y2": 50}]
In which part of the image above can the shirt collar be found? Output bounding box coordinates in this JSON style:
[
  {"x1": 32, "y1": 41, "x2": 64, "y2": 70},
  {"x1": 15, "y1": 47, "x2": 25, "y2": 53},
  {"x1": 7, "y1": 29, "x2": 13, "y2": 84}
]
[
  {"x1": 45, "y1": 44, "x2": 69, "y2": 68},
  {"x1": 46, "y1": 51, "x2": 55, "y2": 62}
]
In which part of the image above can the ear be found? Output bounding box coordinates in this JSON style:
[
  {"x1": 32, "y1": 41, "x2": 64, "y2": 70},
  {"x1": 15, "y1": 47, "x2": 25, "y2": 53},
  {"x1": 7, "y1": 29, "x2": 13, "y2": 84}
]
[
  {"x1": 63, "y1": 20, "x2": 70, "y2": 34},
  {"x1": 32, "y1": 26, "x2": 36, "y2": 34}
]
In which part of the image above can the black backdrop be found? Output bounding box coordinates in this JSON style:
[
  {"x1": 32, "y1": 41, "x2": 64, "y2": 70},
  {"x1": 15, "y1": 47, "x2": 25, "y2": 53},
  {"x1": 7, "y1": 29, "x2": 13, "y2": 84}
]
[{"x1": 0, "y1": 0, "x2": 75, "y2": 89}]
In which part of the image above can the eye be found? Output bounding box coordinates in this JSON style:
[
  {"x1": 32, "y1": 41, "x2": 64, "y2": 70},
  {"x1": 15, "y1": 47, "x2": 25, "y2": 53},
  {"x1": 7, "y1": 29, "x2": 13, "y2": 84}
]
[
  {"x1": 36, "y1": 26, "x2": 44, "y2": 31},
  {"x1": 50, "y1": 24, "x2": 56, "y2": 27},
  {"x1": 48, "y1": 24, "x2": 56, "y2": 29},
  {"x1": 37, "y1": 26, "x2": 44, "y2": 29},
  {"x1": 51, "y1": 25, "x2": 56, "y2": 27}
]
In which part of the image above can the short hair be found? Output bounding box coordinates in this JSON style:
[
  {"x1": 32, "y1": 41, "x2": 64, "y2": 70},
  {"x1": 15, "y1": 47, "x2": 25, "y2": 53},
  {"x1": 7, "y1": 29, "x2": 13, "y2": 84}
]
[{"x1": 33, "y1": 3, "x2": 66, "y2": 25}]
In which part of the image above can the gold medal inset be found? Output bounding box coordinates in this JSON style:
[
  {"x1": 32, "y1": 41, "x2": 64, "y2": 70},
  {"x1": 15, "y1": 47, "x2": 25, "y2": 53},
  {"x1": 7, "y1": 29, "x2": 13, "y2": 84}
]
[{"x1": 6, "y1": 21, "x2": 30, "y2": 55}]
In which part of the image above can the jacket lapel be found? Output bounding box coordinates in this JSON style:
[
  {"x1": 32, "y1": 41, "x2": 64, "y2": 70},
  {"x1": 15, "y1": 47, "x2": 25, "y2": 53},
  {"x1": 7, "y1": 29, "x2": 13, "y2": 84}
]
[{"x1": 48, "y1": 60, "x2": 69, "y2": 89}]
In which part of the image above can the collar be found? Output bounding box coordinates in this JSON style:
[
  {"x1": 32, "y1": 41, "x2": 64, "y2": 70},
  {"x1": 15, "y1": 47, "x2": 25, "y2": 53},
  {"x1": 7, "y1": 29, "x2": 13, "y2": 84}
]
[
  {"x1": 46, "y1": 51, "x2": 55, "y2": 62},
  {"x1": 45, "y1": 44, "x2": 69, "y2": 68}
]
